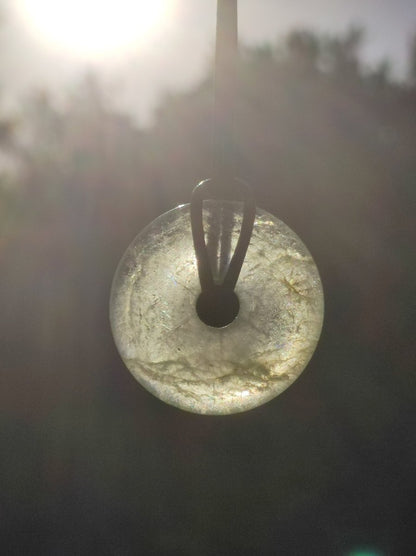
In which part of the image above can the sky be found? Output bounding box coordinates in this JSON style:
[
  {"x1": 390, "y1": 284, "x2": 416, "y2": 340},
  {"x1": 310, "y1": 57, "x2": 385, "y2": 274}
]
[{"x1": 1, "y1": 0, "x2": 415, "y2": 124}]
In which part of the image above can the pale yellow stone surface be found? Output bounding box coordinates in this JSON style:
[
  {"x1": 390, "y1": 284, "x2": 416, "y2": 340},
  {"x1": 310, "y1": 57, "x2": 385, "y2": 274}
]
[{"x1": 110, "y1": 203, "x2": 324, "y2": 414}]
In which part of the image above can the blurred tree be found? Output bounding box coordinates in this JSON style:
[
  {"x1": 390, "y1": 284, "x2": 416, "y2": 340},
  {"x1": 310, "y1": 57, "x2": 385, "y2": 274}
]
[
  {"x1": 286, "y1": 29, "x2": 320, "y2": 74},
  {"x1": 367, "y1": 58, "x2": 392, "y2": 89},
  {"x1": 321, "y1": 25, "x2": 364, "y2": 82},
  {"x1": 0, "y1": 103, "x2": 19, "y2": 237},
  {"x1": 1, "y1": 26, "x2": 416, "y2": 555},
  {"x1": 408, "y1": 31, "x2": 416, "y2": 84}
]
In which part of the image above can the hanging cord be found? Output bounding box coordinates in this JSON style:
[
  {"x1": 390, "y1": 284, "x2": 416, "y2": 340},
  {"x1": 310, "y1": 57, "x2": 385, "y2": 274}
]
[
  {"x1": 190, "y1": 0, "x2": 255, "y2": 327},
  {"x1": 191, "y1": 177, "x2": 255, "y2": 292},
  {"x1": 214, "y1": 0, "x2": 238, "y2": 182}
]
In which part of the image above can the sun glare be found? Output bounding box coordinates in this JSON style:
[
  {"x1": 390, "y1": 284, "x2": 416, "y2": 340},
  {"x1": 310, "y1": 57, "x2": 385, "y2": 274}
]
[{"x1": 20, "y1": 0, "x2": 171, "y2": 59}]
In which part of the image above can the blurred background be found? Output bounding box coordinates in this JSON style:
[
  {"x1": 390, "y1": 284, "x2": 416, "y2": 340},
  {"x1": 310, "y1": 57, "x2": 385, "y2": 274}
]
[{"x1": 1, "y1": 1, "x2": 415, "y2": 554}]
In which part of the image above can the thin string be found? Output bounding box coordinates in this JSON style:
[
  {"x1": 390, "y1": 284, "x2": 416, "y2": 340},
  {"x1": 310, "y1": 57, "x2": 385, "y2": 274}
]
[
  {"x1": 190, "y1": 0, "x2": 255, "y2": 300},
  {"x1": 207, "y1": 0, "x2": 238, "y2": 280},
  {"x1": 214, "y1": 0, "x2": 238, "y2": 184}
]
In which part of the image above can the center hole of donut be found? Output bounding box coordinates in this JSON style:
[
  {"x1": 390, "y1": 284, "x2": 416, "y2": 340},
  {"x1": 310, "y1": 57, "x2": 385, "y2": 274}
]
[{"x1": 196, "y1": 286, "x2": 240, "y2": 328}]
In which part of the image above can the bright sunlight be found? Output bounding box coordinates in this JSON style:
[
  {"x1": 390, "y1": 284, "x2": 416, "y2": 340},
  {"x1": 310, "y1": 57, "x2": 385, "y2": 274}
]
[{"x1": 20, "y1": 0, "x2": 171, "y2": 59}]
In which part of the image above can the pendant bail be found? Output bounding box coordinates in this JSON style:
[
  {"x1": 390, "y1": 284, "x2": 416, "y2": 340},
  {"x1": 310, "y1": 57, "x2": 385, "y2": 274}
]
[{"x1": 190, "y1": 178, "x2": 255, "y2": 294}]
